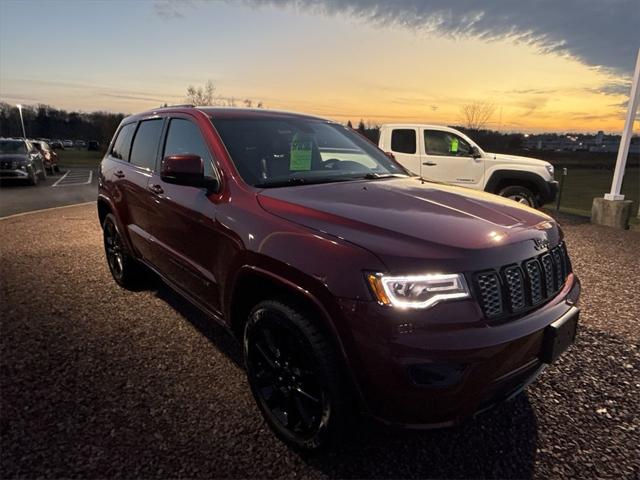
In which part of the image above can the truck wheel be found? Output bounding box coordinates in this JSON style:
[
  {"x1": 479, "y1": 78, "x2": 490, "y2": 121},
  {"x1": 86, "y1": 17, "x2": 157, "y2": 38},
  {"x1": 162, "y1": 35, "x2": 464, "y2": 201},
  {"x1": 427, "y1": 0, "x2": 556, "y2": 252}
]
[
  {"x1": 498, "y1": 185, "x2": 537, "y2": 208},
  {"x1": 38, "y1": 166, "x2": 47, "y2": 180},
  {"x1": 244, "y1": 300, "x2": 352, "y2": 451},
  {"x1": 102, "y1": 214, "x2": 144, "y2": 289}
]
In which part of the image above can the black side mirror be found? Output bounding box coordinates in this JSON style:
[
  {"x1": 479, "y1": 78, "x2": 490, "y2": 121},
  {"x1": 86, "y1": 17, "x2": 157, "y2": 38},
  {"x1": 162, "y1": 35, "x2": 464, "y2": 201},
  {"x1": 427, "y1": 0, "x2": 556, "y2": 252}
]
[
  {"x1": 161, "y1": 154, "x2": 219, "y2": 192},
  {"x1": 470, "y1": 146, "x2": 482, "y2": 159}
]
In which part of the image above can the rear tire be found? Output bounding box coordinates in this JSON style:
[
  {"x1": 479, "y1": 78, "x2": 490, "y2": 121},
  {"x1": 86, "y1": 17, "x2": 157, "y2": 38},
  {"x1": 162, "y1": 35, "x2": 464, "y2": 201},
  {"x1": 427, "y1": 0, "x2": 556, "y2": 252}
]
[
  {"x1": 102, "y1": 213, "x2": 144, "y2": 289},
  {"x1": 244, "y1": 300, "x2": 352, "y2": 451},
  {"x1": 498, "y1": 185, "x2": 537, "y2": 208},
  {"x1": 38, "y1": 166, "x2": 47, "y2": 180}
]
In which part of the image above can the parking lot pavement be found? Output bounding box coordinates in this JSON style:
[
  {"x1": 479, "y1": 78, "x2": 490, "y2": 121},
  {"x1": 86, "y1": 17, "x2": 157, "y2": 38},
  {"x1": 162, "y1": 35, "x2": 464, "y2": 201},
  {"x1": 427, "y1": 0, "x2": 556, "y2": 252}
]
[
  {"x1": 0, "y1": 168, "x2": 98, "y2": 218},
  {"x1": 0, "y1": 206, "x2": 638, "y2": 479}
]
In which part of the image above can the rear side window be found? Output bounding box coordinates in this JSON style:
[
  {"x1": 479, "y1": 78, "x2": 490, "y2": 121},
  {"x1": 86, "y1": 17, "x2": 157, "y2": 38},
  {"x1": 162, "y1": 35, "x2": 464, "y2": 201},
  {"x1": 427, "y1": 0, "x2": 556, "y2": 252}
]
[
  {"x1": 163, "y1": 118, "x2": 214, "y2": 177},
  {"x1": 129, "y1": 119, "x2": 164, "y2": 170},
  {"x1": 391, "y1": 129, "x2": 416, "y2": 154},
  {"x1": 111, "y1": 123, "x2": 136, "y2": 161}
]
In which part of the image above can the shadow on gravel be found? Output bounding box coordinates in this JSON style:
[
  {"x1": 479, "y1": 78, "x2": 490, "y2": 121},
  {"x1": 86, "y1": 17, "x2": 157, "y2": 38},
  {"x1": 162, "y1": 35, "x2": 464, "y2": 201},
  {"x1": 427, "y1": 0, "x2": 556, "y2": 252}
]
[{"x1": 151, "y1": 278, "x2": 539, "y2": 479}]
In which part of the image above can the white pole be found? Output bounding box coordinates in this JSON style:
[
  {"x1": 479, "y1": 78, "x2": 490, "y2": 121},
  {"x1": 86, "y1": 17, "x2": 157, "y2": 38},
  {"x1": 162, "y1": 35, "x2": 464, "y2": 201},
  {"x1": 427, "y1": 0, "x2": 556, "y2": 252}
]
[
  {"x1": 16, "y1": 104, "x2": 27, "y2": 140},
  {"x1": 604, "y1": 48, "x2": 640, "y2": 201}
]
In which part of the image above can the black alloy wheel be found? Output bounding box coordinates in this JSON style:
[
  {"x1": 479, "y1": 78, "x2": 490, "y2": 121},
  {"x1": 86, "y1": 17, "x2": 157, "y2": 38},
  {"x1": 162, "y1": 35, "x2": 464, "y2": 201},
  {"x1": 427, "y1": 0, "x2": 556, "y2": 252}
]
[
  {"x1": 102, "y1": 213, "x2": 142, "y2": 289},
  {"x1": 244, "y1": 301, "x2": 350, "y2": 450}
]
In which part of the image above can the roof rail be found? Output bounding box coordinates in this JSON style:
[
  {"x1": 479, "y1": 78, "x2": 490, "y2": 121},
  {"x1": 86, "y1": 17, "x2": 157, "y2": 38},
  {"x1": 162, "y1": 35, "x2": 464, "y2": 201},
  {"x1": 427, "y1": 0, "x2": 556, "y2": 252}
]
[{"x1": 157, "y1": 104, "x2": 195, "y2": 109}]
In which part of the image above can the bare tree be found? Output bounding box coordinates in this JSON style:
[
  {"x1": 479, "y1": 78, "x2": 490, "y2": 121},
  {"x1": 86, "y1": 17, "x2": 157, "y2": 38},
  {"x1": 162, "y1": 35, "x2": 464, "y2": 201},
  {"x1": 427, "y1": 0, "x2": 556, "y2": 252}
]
[
  {"x1": 185, "y1": 80, "x2": 216, "y2": 106},
  {"x1": 460, "y1": 101, "x2": 496, "y2": 130}
]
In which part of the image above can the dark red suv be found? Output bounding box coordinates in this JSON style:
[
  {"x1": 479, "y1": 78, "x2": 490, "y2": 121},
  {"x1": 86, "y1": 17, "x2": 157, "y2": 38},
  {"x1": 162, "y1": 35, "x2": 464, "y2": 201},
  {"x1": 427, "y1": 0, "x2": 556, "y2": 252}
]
[{"x1": 98, "y1": 106, "x2": 580, "y2": 450}]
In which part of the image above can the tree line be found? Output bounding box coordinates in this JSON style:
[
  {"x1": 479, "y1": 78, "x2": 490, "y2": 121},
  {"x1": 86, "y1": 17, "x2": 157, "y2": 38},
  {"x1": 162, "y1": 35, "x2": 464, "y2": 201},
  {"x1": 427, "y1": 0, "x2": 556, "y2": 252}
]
[{"x1": 0, "y1": 102, "x2": 125, "y2": 149}]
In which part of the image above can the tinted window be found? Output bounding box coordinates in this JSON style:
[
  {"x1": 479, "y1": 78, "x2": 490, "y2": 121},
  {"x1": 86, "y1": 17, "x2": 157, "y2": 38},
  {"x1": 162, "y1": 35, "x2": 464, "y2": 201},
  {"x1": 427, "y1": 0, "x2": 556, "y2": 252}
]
[
  {"x1": 164, "y1": 119, "x2": 214, "y2": 177},
  {"x1": 111, "y1": 123, "x2": 136, "y2": 161},
  {"x1": 391, "y1": 129, "x2": 416, "y2": 154},
  {"x1": 130, "y1": 119, "x2": 163, "y2": 170},
  {"x1": 424, "y1": 130, "x2": 472, "y2": 157}
]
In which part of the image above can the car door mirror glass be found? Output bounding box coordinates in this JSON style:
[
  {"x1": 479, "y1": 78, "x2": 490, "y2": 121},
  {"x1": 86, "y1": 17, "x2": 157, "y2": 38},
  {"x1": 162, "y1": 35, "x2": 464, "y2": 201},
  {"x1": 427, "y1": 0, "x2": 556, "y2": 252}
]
[{"x1": 471, "y1": 146, "x2": 482, "y2": 159}]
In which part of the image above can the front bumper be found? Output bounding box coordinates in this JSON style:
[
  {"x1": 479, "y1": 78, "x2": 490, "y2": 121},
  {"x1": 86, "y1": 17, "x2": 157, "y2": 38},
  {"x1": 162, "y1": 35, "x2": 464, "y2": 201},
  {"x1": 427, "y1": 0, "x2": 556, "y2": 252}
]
[
  {"x1": 338, "y1": 273, "x2": 580, "y2": 428},
  {"x1": 0, "y1": 168, "x2": 30, "y2": 180},
  {"x1": 540, "y1": 180, "x2": 559, "y2": 204}
]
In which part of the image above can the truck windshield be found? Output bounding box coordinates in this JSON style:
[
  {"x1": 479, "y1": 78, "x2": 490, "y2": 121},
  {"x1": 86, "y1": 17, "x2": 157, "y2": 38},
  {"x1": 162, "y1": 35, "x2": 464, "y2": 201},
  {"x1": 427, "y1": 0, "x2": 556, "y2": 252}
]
[
  {"x1": 211, "y1": 117, "x2": 408, "y2": 187},
  {"x1": 0, "y1": 140, "x2": 27, "y2": 154}
]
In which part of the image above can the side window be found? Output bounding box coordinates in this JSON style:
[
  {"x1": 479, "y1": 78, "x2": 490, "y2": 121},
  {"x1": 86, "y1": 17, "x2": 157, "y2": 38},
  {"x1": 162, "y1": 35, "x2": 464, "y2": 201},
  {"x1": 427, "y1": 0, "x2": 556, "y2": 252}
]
[
  {"x1": 111, "y1": 123, "x2": 136, "y2": 161},
  {"x1": 424, "y1": 130, "x2": 472, "y2": 157},
  {"x1": 391, "y1": 129, "x2": 416, "y2": 154},
  {"x1": 129, "y1": 119, "x2": 164, "y2": 170},
  {"x1": 163, "y1": 118, "x2": 215, "y2": 177}
]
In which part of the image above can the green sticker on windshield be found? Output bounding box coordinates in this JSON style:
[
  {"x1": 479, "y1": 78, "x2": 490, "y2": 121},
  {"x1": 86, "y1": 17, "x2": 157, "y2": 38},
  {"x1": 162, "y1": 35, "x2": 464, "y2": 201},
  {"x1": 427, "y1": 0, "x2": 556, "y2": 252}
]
[
  {"x1": 450, "y1": 137, "x2": 459, "y2": 153},
  {"x1": 290, "y1": 133, "x2": 313, "y2": 171}
]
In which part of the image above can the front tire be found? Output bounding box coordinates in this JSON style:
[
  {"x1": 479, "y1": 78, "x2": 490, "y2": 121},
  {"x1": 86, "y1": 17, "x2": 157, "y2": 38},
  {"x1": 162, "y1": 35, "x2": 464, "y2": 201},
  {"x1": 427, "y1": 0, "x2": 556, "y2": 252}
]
[
  {"x1": 244, "y1": 300, "x2": 352, "y2": 450},
  {"x1": 498, "y1": 185, "x2": 537, "y2": 208},
  {"x1": 102, "y1": 213, "x2": 144, "y2": 289},
  {"x1": 28, "y1": 167, "x2": 38, "y2": 186}
]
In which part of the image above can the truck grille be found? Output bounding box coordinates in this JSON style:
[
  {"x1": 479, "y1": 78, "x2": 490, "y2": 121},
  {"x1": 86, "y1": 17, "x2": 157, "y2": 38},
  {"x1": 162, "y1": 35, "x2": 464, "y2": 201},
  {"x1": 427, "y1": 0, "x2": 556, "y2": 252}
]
[{"x1": 473, "y1": 242, "x2": 572, "y2": 321}]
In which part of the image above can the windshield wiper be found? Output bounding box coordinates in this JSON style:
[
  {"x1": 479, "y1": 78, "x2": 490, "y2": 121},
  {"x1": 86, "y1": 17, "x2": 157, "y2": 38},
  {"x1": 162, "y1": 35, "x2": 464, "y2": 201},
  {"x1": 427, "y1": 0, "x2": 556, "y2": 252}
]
[{"x1": 362, "y1": 173, "x2": 407, "y2": 180}]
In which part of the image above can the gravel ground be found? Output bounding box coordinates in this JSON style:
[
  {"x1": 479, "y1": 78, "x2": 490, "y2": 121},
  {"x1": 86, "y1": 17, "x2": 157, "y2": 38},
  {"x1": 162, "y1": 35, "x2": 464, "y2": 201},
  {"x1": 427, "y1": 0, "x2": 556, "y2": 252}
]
[{"x1": 1, "y1": 205, "x2": 638, "y2": 479}]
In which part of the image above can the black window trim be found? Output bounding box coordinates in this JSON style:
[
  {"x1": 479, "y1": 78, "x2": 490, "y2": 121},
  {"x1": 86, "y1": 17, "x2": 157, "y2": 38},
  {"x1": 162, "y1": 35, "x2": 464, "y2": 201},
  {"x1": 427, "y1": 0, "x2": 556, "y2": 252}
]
[
  {"x1": 128, "y1": 117, "x2": 166, "y2": 172},
  {"x1": 109, "y1": 120, "x2": 138, "y2": 165},
  {"x1": 160, "y1": 115, "x2": 221, "y2": 183}
]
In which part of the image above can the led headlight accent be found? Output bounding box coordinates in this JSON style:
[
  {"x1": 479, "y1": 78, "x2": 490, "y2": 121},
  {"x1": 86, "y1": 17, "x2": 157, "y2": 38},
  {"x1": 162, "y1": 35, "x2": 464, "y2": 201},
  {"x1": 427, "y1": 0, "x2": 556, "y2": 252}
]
[{"x1": 367, "y1": 273, "x2": 470, "y2": 309}]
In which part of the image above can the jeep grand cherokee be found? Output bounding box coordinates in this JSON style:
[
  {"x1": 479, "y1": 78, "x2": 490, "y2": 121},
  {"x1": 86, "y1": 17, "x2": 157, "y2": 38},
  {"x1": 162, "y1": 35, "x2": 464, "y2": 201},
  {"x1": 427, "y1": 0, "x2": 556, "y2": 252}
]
[{"x1": 97, "y1": 106, "x2": 580, "y2": 450}]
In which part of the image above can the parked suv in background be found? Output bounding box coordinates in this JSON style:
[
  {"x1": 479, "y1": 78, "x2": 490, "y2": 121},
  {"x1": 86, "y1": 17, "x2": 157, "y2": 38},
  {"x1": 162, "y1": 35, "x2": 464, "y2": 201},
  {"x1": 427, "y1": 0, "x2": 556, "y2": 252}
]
[
  {"x1": 379, "y1": 124, "x2": 558, "y2": 208},
  {"x1": 30, "y1": 140, "x2": 60, "y2": 173},
  {"x1": 98, "y1": 107, "x2": 580, "y2": 450},
  {"x1": 0, "y1": 138, "x2": 47, "y2": 185}
]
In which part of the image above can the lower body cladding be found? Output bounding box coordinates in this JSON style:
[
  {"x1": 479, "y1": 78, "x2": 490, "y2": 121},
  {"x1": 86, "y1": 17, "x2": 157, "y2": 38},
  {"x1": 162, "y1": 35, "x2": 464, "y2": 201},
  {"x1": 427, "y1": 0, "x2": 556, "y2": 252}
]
[{"x1": 338, "y1": 273, "x2": 580, "y2": 428}]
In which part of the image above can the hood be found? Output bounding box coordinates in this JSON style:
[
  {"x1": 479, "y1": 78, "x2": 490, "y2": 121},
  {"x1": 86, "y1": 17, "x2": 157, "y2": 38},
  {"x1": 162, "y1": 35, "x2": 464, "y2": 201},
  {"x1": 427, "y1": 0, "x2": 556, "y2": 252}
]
[
  {"x1": 257, "y1": 177, "x2": 559, "y2": 272},
  {"x1": 486, "y1": 152, "x2": 550, "y2": 168}
]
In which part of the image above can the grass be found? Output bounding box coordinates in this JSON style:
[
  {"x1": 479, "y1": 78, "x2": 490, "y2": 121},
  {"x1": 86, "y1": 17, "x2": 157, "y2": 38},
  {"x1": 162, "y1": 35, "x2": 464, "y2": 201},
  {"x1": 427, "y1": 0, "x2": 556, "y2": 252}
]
[
  {"x1": 56, "y1": 149, "x2": 104, "y2": 167},
  {"x1": 548, "y1": 167, "x2": 639, "y2": 219}
]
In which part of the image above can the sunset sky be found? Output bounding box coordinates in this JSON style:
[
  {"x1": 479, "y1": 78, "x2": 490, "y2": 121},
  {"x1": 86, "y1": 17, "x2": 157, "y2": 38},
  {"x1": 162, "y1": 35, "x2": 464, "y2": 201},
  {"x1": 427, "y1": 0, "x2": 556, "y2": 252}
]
[{"x1": 1, "y1": 0, "x2": 638, "y2": 133}]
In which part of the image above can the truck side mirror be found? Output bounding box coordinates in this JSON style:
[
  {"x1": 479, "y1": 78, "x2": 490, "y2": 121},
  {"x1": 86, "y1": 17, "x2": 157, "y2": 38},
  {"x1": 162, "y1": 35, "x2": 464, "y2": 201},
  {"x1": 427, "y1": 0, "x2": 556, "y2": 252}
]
[{"x1": 470, "y1": 146, "x2": 482, "y2": 159}]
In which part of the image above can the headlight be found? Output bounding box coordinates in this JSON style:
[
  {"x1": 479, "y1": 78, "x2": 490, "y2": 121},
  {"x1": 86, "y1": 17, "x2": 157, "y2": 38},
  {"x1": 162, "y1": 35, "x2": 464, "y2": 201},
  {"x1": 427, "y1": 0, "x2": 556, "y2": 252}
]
[
  {"x1": 545, "y1": 164, "x2": 554, "y2": 176},
  {"x1": 367, "y1": 273, "x2": 470, "y2": 309}
]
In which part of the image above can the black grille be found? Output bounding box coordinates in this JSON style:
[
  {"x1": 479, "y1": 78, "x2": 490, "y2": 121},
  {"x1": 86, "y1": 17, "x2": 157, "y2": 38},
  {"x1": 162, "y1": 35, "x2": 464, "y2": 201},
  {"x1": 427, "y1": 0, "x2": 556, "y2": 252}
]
[{"x1": 473, "y1": 242, "x2": 572, "y2": 320}]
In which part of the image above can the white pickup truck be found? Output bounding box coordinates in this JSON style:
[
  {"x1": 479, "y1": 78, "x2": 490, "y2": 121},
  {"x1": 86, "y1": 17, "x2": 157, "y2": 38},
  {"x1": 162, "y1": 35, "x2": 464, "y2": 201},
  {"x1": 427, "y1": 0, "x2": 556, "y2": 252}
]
[{"x1": 378, "y1": 124, "x2": 558, "y2": 208}]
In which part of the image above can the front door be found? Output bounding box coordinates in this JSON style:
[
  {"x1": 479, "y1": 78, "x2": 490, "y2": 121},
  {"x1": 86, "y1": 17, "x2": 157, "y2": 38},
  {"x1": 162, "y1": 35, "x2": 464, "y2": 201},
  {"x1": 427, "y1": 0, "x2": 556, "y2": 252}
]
[
  {"x1": 145, "y1": 116, "x2": 222, "y2": 314},
  {"x1": 420, "y1": 129, "x2": 484, "y2": 188}
]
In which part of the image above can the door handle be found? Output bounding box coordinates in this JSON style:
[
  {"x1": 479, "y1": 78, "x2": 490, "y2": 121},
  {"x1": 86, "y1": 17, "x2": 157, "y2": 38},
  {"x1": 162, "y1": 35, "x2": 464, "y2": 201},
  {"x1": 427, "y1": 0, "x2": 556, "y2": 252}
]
[
  {"x1": 422, "y1": 162, "x2": 438, "y2": 166},
  {"x1": 148, "y1": 184, "x2": 164, "y2": 195},
  {"x1": 114, "y1": 170, "x2": 125, "y2": 178}
]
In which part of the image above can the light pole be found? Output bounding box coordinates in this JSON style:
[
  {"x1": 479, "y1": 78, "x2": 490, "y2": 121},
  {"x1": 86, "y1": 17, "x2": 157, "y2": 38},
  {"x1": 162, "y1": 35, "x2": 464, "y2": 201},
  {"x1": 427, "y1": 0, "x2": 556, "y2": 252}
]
[{"x1": 16, "y1": 104, "x2": 27, "y2": 139}]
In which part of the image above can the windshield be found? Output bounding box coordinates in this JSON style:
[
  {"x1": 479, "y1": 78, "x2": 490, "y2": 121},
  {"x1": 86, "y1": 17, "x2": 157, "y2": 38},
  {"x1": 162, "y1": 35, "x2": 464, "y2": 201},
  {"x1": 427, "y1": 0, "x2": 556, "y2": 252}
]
[
  {"x1": 0, "y1": 140, "x2": 27, "y2": 154},
  {"x1": 211, "y1": 117, "x2": 409, "y2": 187}
]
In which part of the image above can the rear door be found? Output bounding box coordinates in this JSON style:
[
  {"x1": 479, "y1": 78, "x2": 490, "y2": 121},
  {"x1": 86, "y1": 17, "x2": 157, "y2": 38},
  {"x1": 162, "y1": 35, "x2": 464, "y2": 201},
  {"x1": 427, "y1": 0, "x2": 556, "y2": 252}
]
[
  {"x1": 145, "y1": 115, "x2": 222, "y2": 314},
  {"x1": 387, "y1": 128, "x2": 420, "y2": 175},
  {"x1": 122, "y1": 118, "x2": 165, "y2": 260},
  {"x1": 420, "y1": 128, "x2": 484, "y2": 188}
]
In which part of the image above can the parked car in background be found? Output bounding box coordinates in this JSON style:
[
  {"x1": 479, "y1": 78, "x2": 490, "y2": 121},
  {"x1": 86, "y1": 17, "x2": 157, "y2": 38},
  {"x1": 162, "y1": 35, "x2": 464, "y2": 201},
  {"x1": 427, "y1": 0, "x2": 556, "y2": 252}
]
[
  {"x1": 98, "y1": 106, "x2": 580, "y2": 450},
  {"x1": 88, "y1": 140, "x2": 101, "y2": 151},
  {"x1": 0, "y1": 138, "x2": 47, "y2": 185},
  {"x1": 63, "y1": 139, "x2": 74, "y2": 148},
  {"x1": 378, "y1": 124, "x2": 558, "y2": 208},
  {"x1": 50, "y1": 140, "x2": 64, "y2": 149},
  {"x1": 75, "y1": 140, "x2": 87, "y2": 148},
  {"x1": 30, "y1": 140, "x2": 60, "y2": 173}
]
